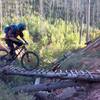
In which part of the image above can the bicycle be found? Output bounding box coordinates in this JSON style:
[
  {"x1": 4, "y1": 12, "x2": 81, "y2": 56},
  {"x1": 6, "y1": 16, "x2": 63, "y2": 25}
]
[{"x1": 0, "y1": 38, "x2": 40, "y2": 70}]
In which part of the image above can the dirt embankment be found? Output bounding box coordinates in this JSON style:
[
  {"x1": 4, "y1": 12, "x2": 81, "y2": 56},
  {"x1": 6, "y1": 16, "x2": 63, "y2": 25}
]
[
  {"x1": 58, "y1": 37, "x2": 100, "y2": 100},
  {"x1": 75, "y1": 37, "x2": 100, "y2": 100}
]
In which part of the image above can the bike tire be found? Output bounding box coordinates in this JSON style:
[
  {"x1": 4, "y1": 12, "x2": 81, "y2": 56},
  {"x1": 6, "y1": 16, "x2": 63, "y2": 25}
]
[
  {"x1": 0, "y1": 49, "x2": 9, "y2": 67},
  {"x1": 21, "y1": 51, "x2": 39, "y2": 70}
]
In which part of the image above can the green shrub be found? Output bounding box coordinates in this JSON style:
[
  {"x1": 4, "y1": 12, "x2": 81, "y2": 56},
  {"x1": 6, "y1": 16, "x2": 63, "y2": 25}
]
[{"x1": 1, "y1": 14, "x2": 100, "y2": 67}]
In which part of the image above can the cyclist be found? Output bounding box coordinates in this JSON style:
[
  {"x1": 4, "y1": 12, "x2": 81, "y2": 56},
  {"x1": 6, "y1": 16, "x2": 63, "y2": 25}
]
[{"x1": 4, "y1": 23, "x2": 28, "y2": 58}]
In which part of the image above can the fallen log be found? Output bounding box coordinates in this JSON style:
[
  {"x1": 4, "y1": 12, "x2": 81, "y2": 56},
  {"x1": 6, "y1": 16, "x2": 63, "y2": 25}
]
[
  {"x1": 34, "y1": 87, "x2": 76, "y2": 100},
  {"x1": 13, "y1": 80, "x2": 77, "y2": 93},
  {"x1": 82, "y1": 37, "x2": 100, "y2": 52},
  {"x1": 3, "y1": 67, "x2": 100, "y2": 82}
]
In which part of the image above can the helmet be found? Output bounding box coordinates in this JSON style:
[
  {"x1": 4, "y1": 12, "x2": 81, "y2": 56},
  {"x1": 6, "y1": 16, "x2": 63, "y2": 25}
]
[{"x1": 17, "y1": 23, "x2": 26, "y2": 31}]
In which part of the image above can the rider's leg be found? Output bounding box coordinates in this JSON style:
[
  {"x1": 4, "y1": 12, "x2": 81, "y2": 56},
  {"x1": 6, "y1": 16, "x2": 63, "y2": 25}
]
[
  {"x1": 13, "y1": 39, "x2": 23, "y2": 50},
  {"x1": 6, "y1": 39, "x2": 16, "y2": 58}
]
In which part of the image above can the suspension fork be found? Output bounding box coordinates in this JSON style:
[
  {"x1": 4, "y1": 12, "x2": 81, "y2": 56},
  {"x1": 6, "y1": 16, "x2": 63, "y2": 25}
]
[
  {"x1": 23, "y1": 45, "x2": 27, "y2": 51},
  {"x1": 22, "y1": 46, "x2": 30, "y2": 61}
]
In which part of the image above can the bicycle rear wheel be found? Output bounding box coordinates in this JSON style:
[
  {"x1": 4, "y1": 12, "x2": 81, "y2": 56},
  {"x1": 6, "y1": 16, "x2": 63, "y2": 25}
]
[
  {"x1": 0, "y1": 49, "x2": 9, "y2": 67},
  {"x1": 21, "y1": 51, "x2": 39, "y2": 70}
]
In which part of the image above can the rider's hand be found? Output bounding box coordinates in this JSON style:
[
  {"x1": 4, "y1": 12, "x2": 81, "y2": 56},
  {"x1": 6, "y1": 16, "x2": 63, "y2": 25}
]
[{"x1": 25, "y1": 41, "x2": 28, "y2": 45}]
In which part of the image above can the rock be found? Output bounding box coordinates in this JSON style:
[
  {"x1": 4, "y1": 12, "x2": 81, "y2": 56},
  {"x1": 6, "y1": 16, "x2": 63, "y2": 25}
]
[{"x1": 56, "y1": 87, "x2": 76, "y2": 100}]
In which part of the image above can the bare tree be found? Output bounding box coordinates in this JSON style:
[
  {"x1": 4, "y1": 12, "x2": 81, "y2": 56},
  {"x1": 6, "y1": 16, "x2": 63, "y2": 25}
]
[
  {"x1": 86, "y1": 0, "x2": 91, "y2": 45},
  {"x1": 15, "y1": 0, "x2": 19, "y2": 18},
  {"x1": 0, "y1": 0, "x2": 2, "y2": 32}
]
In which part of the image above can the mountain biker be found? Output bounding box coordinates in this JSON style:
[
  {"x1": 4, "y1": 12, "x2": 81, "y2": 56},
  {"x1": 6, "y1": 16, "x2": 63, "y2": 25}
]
[{"x1": 4, "y1": 23, "x2": 28, "y2": 58}]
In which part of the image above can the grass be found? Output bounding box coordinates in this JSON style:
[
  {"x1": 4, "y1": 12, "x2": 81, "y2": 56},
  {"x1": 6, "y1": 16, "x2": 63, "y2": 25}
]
[{"x1": 0, "y1": 81, "x2": 34, "y2": 100}]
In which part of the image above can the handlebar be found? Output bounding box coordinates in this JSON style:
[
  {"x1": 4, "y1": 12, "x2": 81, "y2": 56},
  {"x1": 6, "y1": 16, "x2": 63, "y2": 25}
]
[{"x1": 22, "y1": 42, "x2": 28, "y2": 46}]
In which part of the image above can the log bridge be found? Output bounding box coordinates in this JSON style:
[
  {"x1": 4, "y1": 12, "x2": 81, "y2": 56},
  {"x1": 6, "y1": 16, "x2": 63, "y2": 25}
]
[
  {"x1": 0, "y1": 66, "x2": 100, "y2": 93},
  {"x1": 0, "y1": 66, "x2": 100, "y2": 82}
]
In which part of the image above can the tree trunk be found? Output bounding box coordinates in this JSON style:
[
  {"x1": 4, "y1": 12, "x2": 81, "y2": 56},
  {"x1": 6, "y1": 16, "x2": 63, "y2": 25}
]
[
  {"x1": 15, "y1": 0, "x2": 19, "y2": 18},
  {"x1": 13, "y1": 80, "x2": 76, "y2": 93},
  {"x1": 0, "y1": 0, "x2": 2, "y2": 32},
  {"x1": 86, "y1": 0, "x2": 91, "y2": 44}
]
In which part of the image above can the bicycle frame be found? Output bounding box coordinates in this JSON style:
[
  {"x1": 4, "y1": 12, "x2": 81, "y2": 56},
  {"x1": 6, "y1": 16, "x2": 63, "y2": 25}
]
[
  {"x1": 11, "y1": 45, "x2": 27, "y2": 60},
  {"x1": 1, "y1": 38, "x2": 27, "y2": 60}
]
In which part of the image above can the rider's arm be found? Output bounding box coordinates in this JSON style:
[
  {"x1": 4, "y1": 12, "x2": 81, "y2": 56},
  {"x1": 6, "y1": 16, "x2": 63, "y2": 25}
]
[
  {"x1": 20, "y1": 32, "x2": 28, "y2": 44},
  {"x1": 9, "y1": 37, "x2": 19, "y2": 42},
  {"x1": 21, "y1": 37, "x2": 28, "y2": 44}
]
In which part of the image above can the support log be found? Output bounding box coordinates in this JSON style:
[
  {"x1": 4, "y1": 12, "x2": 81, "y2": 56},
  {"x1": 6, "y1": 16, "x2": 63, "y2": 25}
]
[
  {"x1": 34, "y1": 87, "x2": 76, "y2": 100},
  {"x1": 13, "y1": 80, "x2": 76, "y2": 93}
]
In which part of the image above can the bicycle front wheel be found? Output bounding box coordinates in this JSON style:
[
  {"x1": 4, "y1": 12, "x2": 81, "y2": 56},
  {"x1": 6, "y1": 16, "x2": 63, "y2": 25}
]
[
  {"x1": 0, "y1": 49, "x2": 9, "y2": 67},
  {"x1": 21, "y1": 51, "x2": 39, "y2": 70}
]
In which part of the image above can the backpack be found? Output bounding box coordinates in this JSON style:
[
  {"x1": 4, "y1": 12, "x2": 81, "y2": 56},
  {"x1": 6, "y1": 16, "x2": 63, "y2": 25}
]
[
  {"x1": 4, "y1": 26, "x2": 11, "y2": 34},
  {"x1": 4, "y1": 24, "x2": 18, "y2": 34}
]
